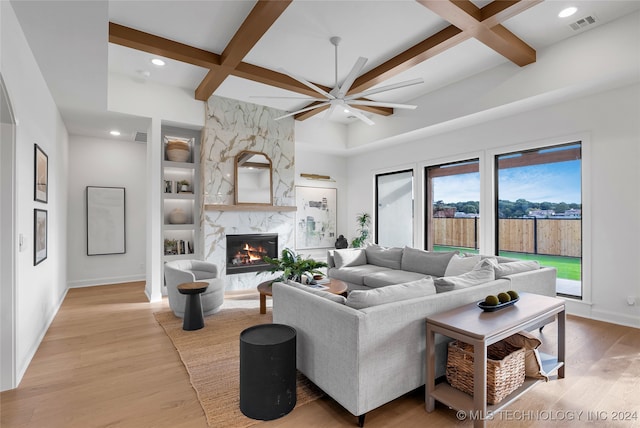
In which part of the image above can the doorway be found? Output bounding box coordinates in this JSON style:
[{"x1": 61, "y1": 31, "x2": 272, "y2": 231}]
[{"x1": 1, "y1": 73, "x2": 17, "y2": 390}]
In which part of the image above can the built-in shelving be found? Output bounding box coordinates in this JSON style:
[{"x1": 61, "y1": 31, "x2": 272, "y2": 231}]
[{"x1": 161, "y1": 125, "x2": 201, "y2": 260}]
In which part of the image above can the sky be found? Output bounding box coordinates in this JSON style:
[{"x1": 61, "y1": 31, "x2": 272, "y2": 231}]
[{"x1": 433, "y1": 160, "x2": 581, "y2": 204}]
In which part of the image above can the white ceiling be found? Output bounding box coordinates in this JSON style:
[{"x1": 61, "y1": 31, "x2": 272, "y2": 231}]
[{"x1": 10, "y1": 0, "x2": 640, "y2": 143}]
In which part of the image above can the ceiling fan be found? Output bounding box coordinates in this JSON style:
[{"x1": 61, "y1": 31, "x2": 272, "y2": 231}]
[{"x1": 254, "y1": 37, "x2": 424, "y2": 125}]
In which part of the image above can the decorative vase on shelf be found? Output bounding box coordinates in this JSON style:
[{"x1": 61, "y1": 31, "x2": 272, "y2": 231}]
[
  {"x1": 169, "y1": 208, "x2": 188, "y2": 224},
  {"x1": 166, "y1": 140, "x2": 190, "y2": 162}
]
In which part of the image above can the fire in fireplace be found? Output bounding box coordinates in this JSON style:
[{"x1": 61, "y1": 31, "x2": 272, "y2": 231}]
[{"x1": 226, "y1": 233, "x2": 278, "y2": 274}]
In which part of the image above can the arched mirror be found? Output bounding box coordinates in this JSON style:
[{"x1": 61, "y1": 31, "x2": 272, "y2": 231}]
[{"x1": 235, "y1": 151, "x2": 273, "y2": 205}]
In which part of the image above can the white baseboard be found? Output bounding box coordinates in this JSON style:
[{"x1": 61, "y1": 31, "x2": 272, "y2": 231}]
[
  {"x1": 16, "y1": 287, "x2": 68, "y2": 387},
  {"x1": 67, "y1": 275, "x2": 145, "y2": 288},
  {"x1": 563, "y1": 297, "x2": 640, "y2": 328}
]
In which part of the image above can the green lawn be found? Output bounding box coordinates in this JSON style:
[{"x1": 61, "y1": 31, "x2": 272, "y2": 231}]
[{"x1": 433, "y1": 246, "x2": 581, "y2": 281}]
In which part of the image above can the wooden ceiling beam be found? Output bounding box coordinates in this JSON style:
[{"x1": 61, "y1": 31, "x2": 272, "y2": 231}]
[
  {"x1": 348, "y1": 25, "x2": 468, "y2": 96},
  {"x1": 417, "y1": 0, "x2": 538, "y2": 66},
  {"x1": 231, "y1": 62, "x2": 332, "y2": 98},
  {"x1": 195, "y1": 0, "x2": 292, "y2": 100},
  {"x1": 109, "y1": 22, "x2": 220, "y2": 69}
]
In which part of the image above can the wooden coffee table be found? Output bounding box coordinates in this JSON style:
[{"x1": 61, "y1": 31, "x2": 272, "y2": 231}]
[{"x1": 257, "y1": 278, "x2": 348, "y2": 314}]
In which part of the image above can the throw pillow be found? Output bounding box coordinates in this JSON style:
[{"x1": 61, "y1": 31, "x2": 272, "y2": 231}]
[
  {"x1": 494, "y1": 260, "x2": 540, "y2": 278},
  {"x1": 286, "y1": 280, "x2": 346, "y2": 304},
  {"x1": 345, "y1": 277, "x2": 436, "y2": 309},
  {"x1": 364, "y1": 244, "x2": 403, "y2": 270},
  {"x1": 434, "y1": 258, "x2": 496, "y2": 293},
  {"x1": 333, "y1": 248, "x2": 367, "y2": 269},
  {"x1": 400, "y1": 246, "x2": 457, "y2": 276},
  {"x1": 504, "y1": 330, "x2": 549, "y2": 380},
  {"x1": 444, "y1": 254, "x2": 482, "y2": 276}
]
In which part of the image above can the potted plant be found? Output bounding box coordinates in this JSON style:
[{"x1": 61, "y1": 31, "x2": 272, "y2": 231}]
[
  {"x1": 178, "y1": 179, "x2": 190, "y2": 192},
  {"x1": 351, "y1": 212, "x2": 371, "y2": 248},
  {"x1": 260, "y1": 248, "x2": 328, "y2": 283}
]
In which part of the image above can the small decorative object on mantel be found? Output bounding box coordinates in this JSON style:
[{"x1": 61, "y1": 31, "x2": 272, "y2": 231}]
[
  {"x1": 335, "y1": 234, "x2": 348, "y2": 249},
  {"x1": 478, "y1": 290, "x2": 520, "y2": 312}
]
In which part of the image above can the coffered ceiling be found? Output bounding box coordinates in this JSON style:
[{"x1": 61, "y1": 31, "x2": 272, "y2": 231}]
[{"x1": 10, "y1": 0, "x2": 640, "y2": 142}]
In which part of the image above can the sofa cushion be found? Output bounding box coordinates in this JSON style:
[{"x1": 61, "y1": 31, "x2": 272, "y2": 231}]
[
  {"x1": 494, "y1": 260, "x2": 540, "y2": 278},
  {"x1": 363, "y1": 270, "x2": 428, "y2": 288},
  {"x1": 286, "y1": 280, "x2": 347, "y2": 304},
  {"x1": 334, "y1": 248, "x2": 367, "y2": 268},
  {"x1": 364, "y1": 244, "x2": 403, "y2": 269},
  {"x1": 328, "y1": 264, "x2": 392, "y2": 285},
  {"x1": 444, "y1": 254, "x2": 482, "y2": 276},
  {"x1": 346, "y1": 277, "x2": 436, "y2": 309},
  {"x1": 401, "y1": 247, "x2": 457, "y2": 276},
  {"x1": 434, "y1": 258, "x2": 496, "y2": 293}
]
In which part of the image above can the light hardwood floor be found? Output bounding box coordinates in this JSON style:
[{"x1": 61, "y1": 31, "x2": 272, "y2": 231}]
[{"x1": 1, "y1": 282, "x2": 639, "y2": 427}]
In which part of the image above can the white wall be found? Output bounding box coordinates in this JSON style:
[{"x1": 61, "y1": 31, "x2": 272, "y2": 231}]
[
  {"x1": 294, "y1": 147, "x2": 348, "y2": 260},
  {"x1": 1, "y1": 2, "x2": 69, "y2": 387},
  {"x1": 67, "y1": 136, "x2": 147, "y2": 287},
  {"x1": 345, "y1": 83, "x2": 640, "y2": 328}
]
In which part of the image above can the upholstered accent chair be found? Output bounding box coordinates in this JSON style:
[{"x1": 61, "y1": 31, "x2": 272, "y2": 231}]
[{"x1": 164, "y1": 260, "x2": 225, "y2": 318}]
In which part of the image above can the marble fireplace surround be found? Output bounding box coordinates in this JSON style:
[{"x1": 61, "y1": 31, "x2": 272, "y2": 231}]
[{"x1": 201, "y1": 96, "x2": 296, "y2": 291}]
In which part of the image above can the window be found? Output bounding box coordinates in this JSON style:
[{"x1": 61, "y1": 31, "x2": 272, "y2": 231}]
[
  {"x1": 496, "y1": 143, "x2": 582, "y2": 298},
  {"x1": 375, "y1": 170, "x2": 413, "y2": 247},
  {"x1": 425, "y1": 159, "x2": 480, "y2": 252}
]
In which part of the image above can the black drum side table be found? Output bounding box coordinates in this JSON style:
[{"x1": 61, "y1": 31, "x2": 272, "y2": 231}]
[
  {"x1": 177, "y1": 282, "x2": 208, "y2": 331},
  {"x1": 240, "y1": 323, "x2": 297, "y2": 420}
]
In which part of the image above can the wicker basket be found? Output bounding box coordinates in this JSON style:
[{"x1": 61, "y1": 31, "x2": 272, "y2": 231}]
[{"x1": 446, "y1": 339, "x2": 526, "y2": 404}]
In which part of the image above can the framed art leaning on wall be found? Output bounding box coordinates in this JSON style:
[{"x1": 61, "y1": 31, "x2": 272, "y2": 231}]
[
  {"x1": 295, "y1": 186, "x2": 337, "y2": 249},
  {"x1": 86, "y1": 186, "x2": 126, "y2": 256}
]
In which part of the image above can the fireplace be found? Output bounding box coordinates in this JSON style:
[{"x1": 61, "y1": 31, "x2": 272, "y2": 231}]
[{"x1": 226, "y1": 233, "x2": 278, "y2": 274}]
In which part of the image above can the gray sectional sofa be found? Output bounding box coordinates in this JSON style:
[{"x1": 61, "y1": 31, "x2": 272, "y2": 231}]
[{"x1": 272, "y1": 245, "x2": 557, "y2": 425}]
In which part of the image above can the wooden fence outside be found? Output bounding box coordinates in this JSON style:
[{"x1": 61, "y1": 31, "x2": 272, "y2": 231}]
[{"x1": 433, "y1": 218, "x2": 581, "y2": 257}]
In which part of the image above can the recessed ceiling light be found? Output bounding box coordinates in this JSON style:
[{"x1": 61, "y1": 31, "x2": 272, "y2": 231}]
[
  {"x1": 110, "y1": 130, "x2": 121, "y2": 136},
  {"x1": 558, "y1": 7, "x2": 577, "y2": 18},
  {"x1": 344, "y1": 108, "x2": 350, "y2": 113},
  {"x1": 151, "y1": 58, "x2": 165, "y2": 67}
]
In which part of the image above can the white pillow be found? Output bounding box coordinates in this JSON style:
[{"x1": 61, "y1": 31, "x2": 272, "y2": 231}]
[
  {"x1": 346, "y1": 277, "x2": 435, "y2": 309},
  {"x1": 445, "y1": 254, "x2": 481, "y2": 276},
  {"x1": 334, "y1": 249, "x2": 367, "y2": 269},
  {"x1": 494, "y1": 260, "x2": 540, "y2": 278},
  {"x1": 434, "y1": 258, "x2": 496, "y2": 293}
]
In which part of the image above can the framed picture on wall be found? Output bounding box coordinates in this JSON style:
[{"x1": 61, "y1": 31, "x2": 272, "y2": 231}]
[
  {"x1": 34, "y1": 144, "x2": 48, "y2": 203},
  {"x1": 34, "y1": 209, "x2": 47, "y2": 265},
  {"x1": 295, "y1": 186, "x2": 337, "y2": 249},
  {"x1": 86, "y1": 186, "x2": 126, "y2": 256}
]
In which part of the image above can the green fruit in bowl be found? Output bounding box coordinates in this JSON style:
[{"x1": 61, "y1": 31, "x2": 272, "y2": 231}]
[
  {"x1": 484, "y1": 295, "x2": 500, "y2": 306},
  {"x1": 497, "y1": 292, "x2": 512, "y2": 303},
  {"x1": 507, "y1": 290, "x2": 519, "y2": 300}
]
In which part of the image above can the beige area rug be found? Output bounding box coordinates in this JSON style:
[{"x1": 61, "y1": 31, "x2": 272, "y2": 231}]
[{"x1": 154, "y1": 298, "x2": 324, "y2": 427}]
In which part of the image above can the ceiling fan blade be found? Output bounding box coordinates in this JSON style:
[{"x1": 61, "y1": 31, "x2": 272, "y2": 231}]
[
  {"x1": 250, "y1": 95, "x2": 328, "y2": 102},
  {"x1": 274, "y1": 101, "x2": 331, "y2": 120},
  {"x1": 347, "y1": 107, "x2": 375, "y2": 126},
  {"x1": 323, "y1": 103, "x2": 338, "y2": 120},
  {"x1": 277, "y1": 67, "x2": 335, "y2": 100},
  {"x1": 346, "y1": 78, "x2": 424, "y2": 100},
  {"x1": 347, "y1": 100, "x2": 417, "y2": 110},
  {"x1": 338, "y1": 57, "x2": 367, "y2": 97}
]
